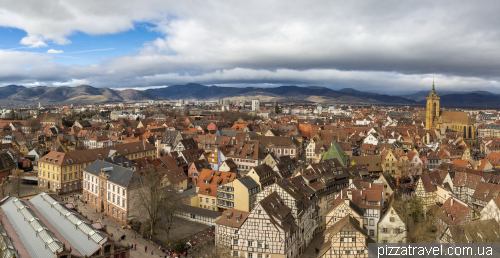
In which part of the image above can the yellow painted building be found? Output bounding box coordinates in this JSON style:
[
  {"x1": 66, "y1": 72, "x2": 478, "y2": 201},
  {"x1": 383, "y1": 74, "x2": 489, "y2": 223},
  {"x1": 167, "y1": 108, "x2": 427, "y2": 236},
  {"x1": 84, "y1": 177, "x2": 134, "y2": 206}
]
[
  {"x1": 217, "y1": 177, "x2": 260, "y2": 212},
  {"x1": 38, "y1": 141, "x2": 156, "y2": 194}
]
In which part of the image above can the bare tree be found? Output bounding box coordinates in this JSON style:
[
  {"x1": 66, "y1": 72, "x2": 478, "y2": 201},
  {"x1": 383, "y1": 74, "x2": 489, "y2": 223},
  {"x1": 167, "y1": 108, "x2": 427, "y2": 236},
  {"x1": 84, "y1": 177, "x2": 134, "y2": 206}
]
[
  {"x1": 23, "y1": 118, "x2": 40, "y2": 134},
  {"x1": 393, "y1": 193, "x2": 438, "y2": 243},
  {"x1": 189, "y1": 237, "x2": 237, "y2": 258},
  {"x1": 12, "y1": 169, "x2": 23, "y2": 197},
  {"x1": 159, "y1": 189, "x2": 182, "y2": 243},
  {"x1": 0, "y1": 181, "x2": 6, "y2": 199},
  {"x1": 161, "y1": 109, "x2": 179, "y2": 119},
  {"x1": 130, "y1": 165, "x2": 181, "y2": 236},
  {"x1": 218, "y1": 111, "x2": 259, "y2": 123}
]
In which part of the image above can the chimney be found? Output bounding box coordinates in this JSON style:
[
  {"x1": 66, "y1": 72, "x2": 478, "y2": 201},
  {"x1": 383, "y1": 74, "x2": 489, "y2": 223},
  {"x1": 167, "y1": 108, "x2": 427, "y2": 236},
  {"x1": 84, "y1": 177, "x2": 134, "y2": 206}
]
[
  {"x1": 396, "y1": 178, "x2": 400, "y2": 190},
  {"x1": 451, "y1": 198, "x2": 454, "y2": 206}
]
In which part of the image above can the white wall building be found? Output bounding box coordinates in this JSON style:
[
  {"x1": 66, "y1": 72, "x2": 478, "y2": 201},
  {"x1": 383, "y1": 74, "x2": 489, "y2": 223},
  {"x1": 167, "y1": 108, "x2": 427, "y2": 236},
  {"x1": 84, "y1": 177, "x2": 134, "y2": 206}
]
[{"x1": 252, "y1": 100, "x2": 260, "y2": 112}]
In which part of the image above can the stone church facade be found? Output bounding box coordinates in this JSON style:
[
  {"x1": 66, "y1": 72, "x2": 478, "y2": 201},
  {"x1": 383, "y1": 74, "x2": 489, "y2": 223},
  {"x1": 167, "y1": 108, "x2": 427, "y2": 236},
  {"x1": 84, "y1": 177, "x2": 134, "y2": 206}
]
[{"x1": 419, "y1": 82, "x2": 476, "y2": 141}]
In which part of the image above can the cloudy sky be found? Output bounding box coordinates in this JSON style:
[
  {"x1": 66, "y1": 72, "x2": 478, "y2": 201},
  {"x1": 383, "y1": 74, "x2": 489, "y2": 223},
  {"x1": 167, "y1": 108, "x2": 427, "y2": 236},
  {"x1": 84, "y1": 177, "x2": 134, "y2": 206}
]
[{"x1": 1, "y1": 0, "x2": 500, "y2": 94}]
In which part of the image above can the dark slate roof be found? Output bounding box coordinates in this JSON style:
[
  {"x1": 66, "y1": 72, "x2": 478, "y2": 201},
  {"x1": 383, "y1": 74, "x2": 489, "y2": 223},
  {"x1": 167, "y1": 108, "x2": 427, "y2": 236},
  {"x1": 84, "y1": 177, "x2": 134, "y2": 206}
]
[
  {"x1": 84, "y1": 160, "x2": 140, "y2": 187},
  {"x1": 348, "y1": 198, "x2": 365, "y2": 217},
  {"x1": 103, "y1": 155, "x2": 136, "y2": 168},
  {"x1": 382, "y1": 171, "x2": 397, "y2": 191},
  {"x1": 178, "y1": 204, "x2": 222, "y2": 218},
  {"x1": 237, "y1": 177, "x2": 259, "y2": 190},
  {"x1": 161, "y1": 130, "x2": 181, "y2": 145},
  {"x1": 0, "y1": 152, "x2": 16, "y2": 172}
]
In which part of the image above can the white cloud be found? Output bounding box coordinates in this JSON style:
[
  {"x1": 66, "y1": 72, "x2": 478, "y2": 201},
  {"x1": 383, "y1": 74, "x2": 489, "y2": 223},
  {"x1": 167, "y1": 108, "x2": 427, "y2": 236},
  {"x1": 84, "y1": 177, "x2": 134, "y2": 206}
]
[
  {"x1": 53, "y1": 79, "x2": 90, "y2": 87},
  {"x1": 72, "y1": 48, "x2": 114, "y2": 54},
  {"x1": 2, "y1": 1, "x2": 500, "y2": 92},
  {"x1": 47, "y1": 49, "x2": 64, "y2": 54},
  {"x1": 20, "y1": 35, "x2": 47, "y2": 48}
]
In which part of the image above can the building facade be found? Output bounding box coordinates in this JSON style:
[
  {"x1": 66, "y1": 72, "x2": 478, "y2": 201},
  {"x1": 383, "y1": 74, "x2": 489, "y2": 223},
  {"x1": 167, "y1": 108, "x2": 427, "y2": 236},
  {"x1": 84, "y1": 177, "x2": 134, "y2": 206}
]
[
  {"x1": 38, "y1": 141, "x2": 156, "y2": 194},
  {"x1": 82, "y1": 160, "x2": 140, "y2": 225},
  {"x1": 423, "y1": 82, "x2": 476, "y2": 140}
]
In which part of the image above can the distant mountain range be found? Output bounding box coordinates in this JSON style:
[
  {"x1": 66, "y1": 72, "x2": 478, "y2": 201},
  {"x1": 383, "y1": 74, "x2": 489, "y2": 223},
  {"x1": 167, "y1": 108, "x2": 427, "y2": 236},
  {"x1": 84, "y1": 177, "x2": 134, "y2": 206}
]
[
  {"x1": 1, "y1": 83, "x2": 500, "y2": 107},
  {"x1": 0, "y1": 85, "x2": 163, "y2": 106},
  {"x1": 147, "y1": 83, "x2": 416, "y2": 104},
  {"x1": 400, "y1": 90, "x2": 500, "y2": 107}
]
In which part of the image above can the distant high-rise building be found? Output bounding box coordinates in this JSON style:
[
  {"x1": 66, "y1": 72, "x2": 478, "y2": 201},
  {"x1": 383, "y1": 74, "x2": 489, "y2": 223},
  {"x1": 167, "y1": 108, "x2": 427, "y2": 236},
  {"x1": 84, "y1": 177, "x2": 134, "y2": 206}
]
[
  {"x1": 223, "y1": 99, "x2": 231, "y2": 106},
  {"x1": 252, "y1": 100, "x2": 260, "y2": 111},
  {"x1": 179, "y1": 99, "x2": 185, "y2": 105}
]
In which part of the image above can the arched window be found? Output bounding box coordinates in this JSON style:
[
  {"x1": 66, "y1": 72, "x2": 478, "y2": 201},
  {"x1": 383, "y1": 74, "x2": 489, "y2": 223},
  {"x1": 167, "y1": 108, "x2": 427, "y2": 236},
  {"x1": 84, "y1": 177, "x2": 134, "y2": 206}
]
[
  {"x1": 468, "y1": 126, "x2": 472, "y2": 139},
  {"x1": 463, "y1": 126, "x2": 467, "y2": 138}
]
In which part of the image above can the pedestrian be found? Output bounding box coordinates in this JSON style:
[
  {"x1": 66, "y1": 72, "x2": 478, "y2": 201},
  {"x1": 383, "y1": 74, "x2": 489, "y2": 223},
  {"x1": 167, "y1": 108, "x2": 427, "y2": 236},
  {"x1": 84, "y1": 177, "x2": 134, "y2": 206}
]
[
  {"x1": 159, "y1": 245, "x2": 161, "y2": 250},
  {"x1": 151, "y1": 250, "x2": 153, "y2": 255},
  {"x1": 134, "y1": 244, "x2": 136, "y2": 250},
  {"x1": 145, "y1": 246, "x2": 147, "y2": 252}
]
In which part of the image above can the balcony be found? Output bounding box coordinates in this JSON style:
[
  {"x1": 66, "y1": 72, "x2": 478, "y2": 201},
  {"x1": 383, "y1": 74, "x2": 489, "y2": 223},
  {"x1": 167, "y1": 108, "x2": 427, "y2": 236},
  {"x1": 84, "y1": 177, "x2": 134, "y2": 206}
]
[
  {"x1": 218, "y1": 193, "x2": 234, "y2": 200},
  {"x1": 217, "y1": 201, "x2": 234, "y2": 208}
]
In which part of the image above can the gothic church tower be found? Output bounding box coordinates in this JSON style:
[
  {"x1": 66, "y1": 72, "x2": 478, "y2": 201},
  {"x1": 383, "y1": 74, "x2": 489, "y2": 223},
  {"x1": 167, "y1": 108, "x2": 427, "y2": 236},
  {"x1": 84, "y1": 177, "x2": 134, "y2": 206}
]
[{"x1": 425, "y1": 81, "x2": 440, "y2": 130}]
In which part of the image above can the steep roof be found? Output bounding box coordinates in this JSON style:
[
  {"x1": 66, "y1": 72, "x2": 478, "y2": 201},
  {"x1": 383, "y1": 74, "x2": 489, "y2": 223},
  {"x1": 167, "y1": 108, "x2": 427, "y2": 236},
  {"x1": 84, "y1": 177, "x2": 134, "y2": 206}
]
[
  {"x1": 434, "y1": 198, "x2": 471, "y2": 226},
  {"x1": 321, "y1": 141, "x2": 348, "y2": 165},
  {"x1": 259, "y1": 192, "x2": 297, "y2": 232},
  {"x1": 215, "y1": 208, "x2": 249, "y2": 228},
  {"x1": 237, "y1": 177, "x2": 260, "y2": 190}
]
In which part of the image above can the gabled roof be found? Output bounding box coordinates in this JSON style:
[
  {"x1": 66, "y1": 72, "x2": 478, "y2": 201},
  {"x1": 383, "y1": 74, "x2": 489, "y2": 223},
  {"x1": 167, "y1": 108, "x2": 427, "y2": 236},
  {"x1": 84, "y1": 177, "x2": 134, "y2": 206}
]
[
  {"x1": 420, "y1": 170, "x2": 444, "y2": 192},
  {"x1": 259, "y1": 192, "x2": 297, "y2": 232},
  {"x1": 236, "y1": 177, "x2": 259, "y2": 190},
  {"x1": 215, "y1": 208, "x2": 249, "y2": 228},
  {"x1": 433, "y1": 198, "x2": 471, "y2": 226}
]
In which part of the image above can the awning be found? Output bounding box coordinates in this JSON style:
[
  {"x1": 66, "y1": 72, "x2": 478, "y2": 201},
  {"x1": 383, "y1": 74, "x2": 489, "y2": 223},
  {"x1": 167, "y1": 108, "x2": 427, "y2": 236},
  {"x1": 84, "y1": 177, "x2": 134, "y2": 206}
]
[{"x1": 127, "y1": 216, "x2": 136, "y2": 221}]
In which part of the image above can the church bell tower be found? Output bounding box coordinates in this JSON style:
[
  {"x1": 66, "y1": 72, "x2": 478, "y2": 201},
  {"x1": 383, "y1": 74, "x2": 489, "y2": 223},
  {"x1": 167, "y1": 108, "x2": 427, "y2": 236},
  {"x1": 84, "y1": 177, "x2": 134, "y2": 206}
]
[{"x1": 425, "y1": 80, "x2": 440, "y2": 130}]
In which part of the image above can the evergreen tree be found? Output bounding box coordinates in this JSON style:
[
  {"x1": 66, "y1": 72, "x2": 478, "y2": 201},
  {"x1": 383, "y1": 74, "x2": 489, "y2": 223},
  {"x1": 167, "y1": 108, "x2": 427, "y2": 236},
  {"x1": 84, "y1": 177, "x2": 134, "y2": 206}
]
[
  {"x1": 174, "y1": 238, "x2": 185, "y2": 253},
  {"x1": 105, "y1": 123, "x2": 110, "y2": 130},
  {"x1": 136, "y1": 117, "x2": 140, "y2": 121},
  {"x1": 274, "y1": 103, "x2": 281, "y2": 114}
]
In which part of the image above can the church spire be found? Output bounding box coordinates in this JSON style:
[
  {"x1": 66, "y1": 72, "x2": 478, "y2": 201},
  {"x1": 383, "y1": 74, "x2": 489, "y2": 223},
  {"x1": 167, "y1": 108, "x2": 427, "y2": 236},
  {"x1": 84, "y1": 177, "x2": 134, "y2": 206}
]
[{"x1": 430, "y1": 78, "x2": 437, "y2": 96}]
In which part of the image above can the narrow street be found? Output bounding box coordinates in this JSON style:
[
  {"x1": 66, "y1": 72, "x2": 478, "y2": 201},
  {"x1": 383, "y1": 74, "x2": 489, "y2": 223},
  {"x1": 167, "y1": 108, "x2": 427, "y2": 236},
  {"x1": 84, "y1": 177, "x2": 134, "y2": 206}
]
[{"x1": 300, "y1": 233, "x2": 325, "y2": 258}]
